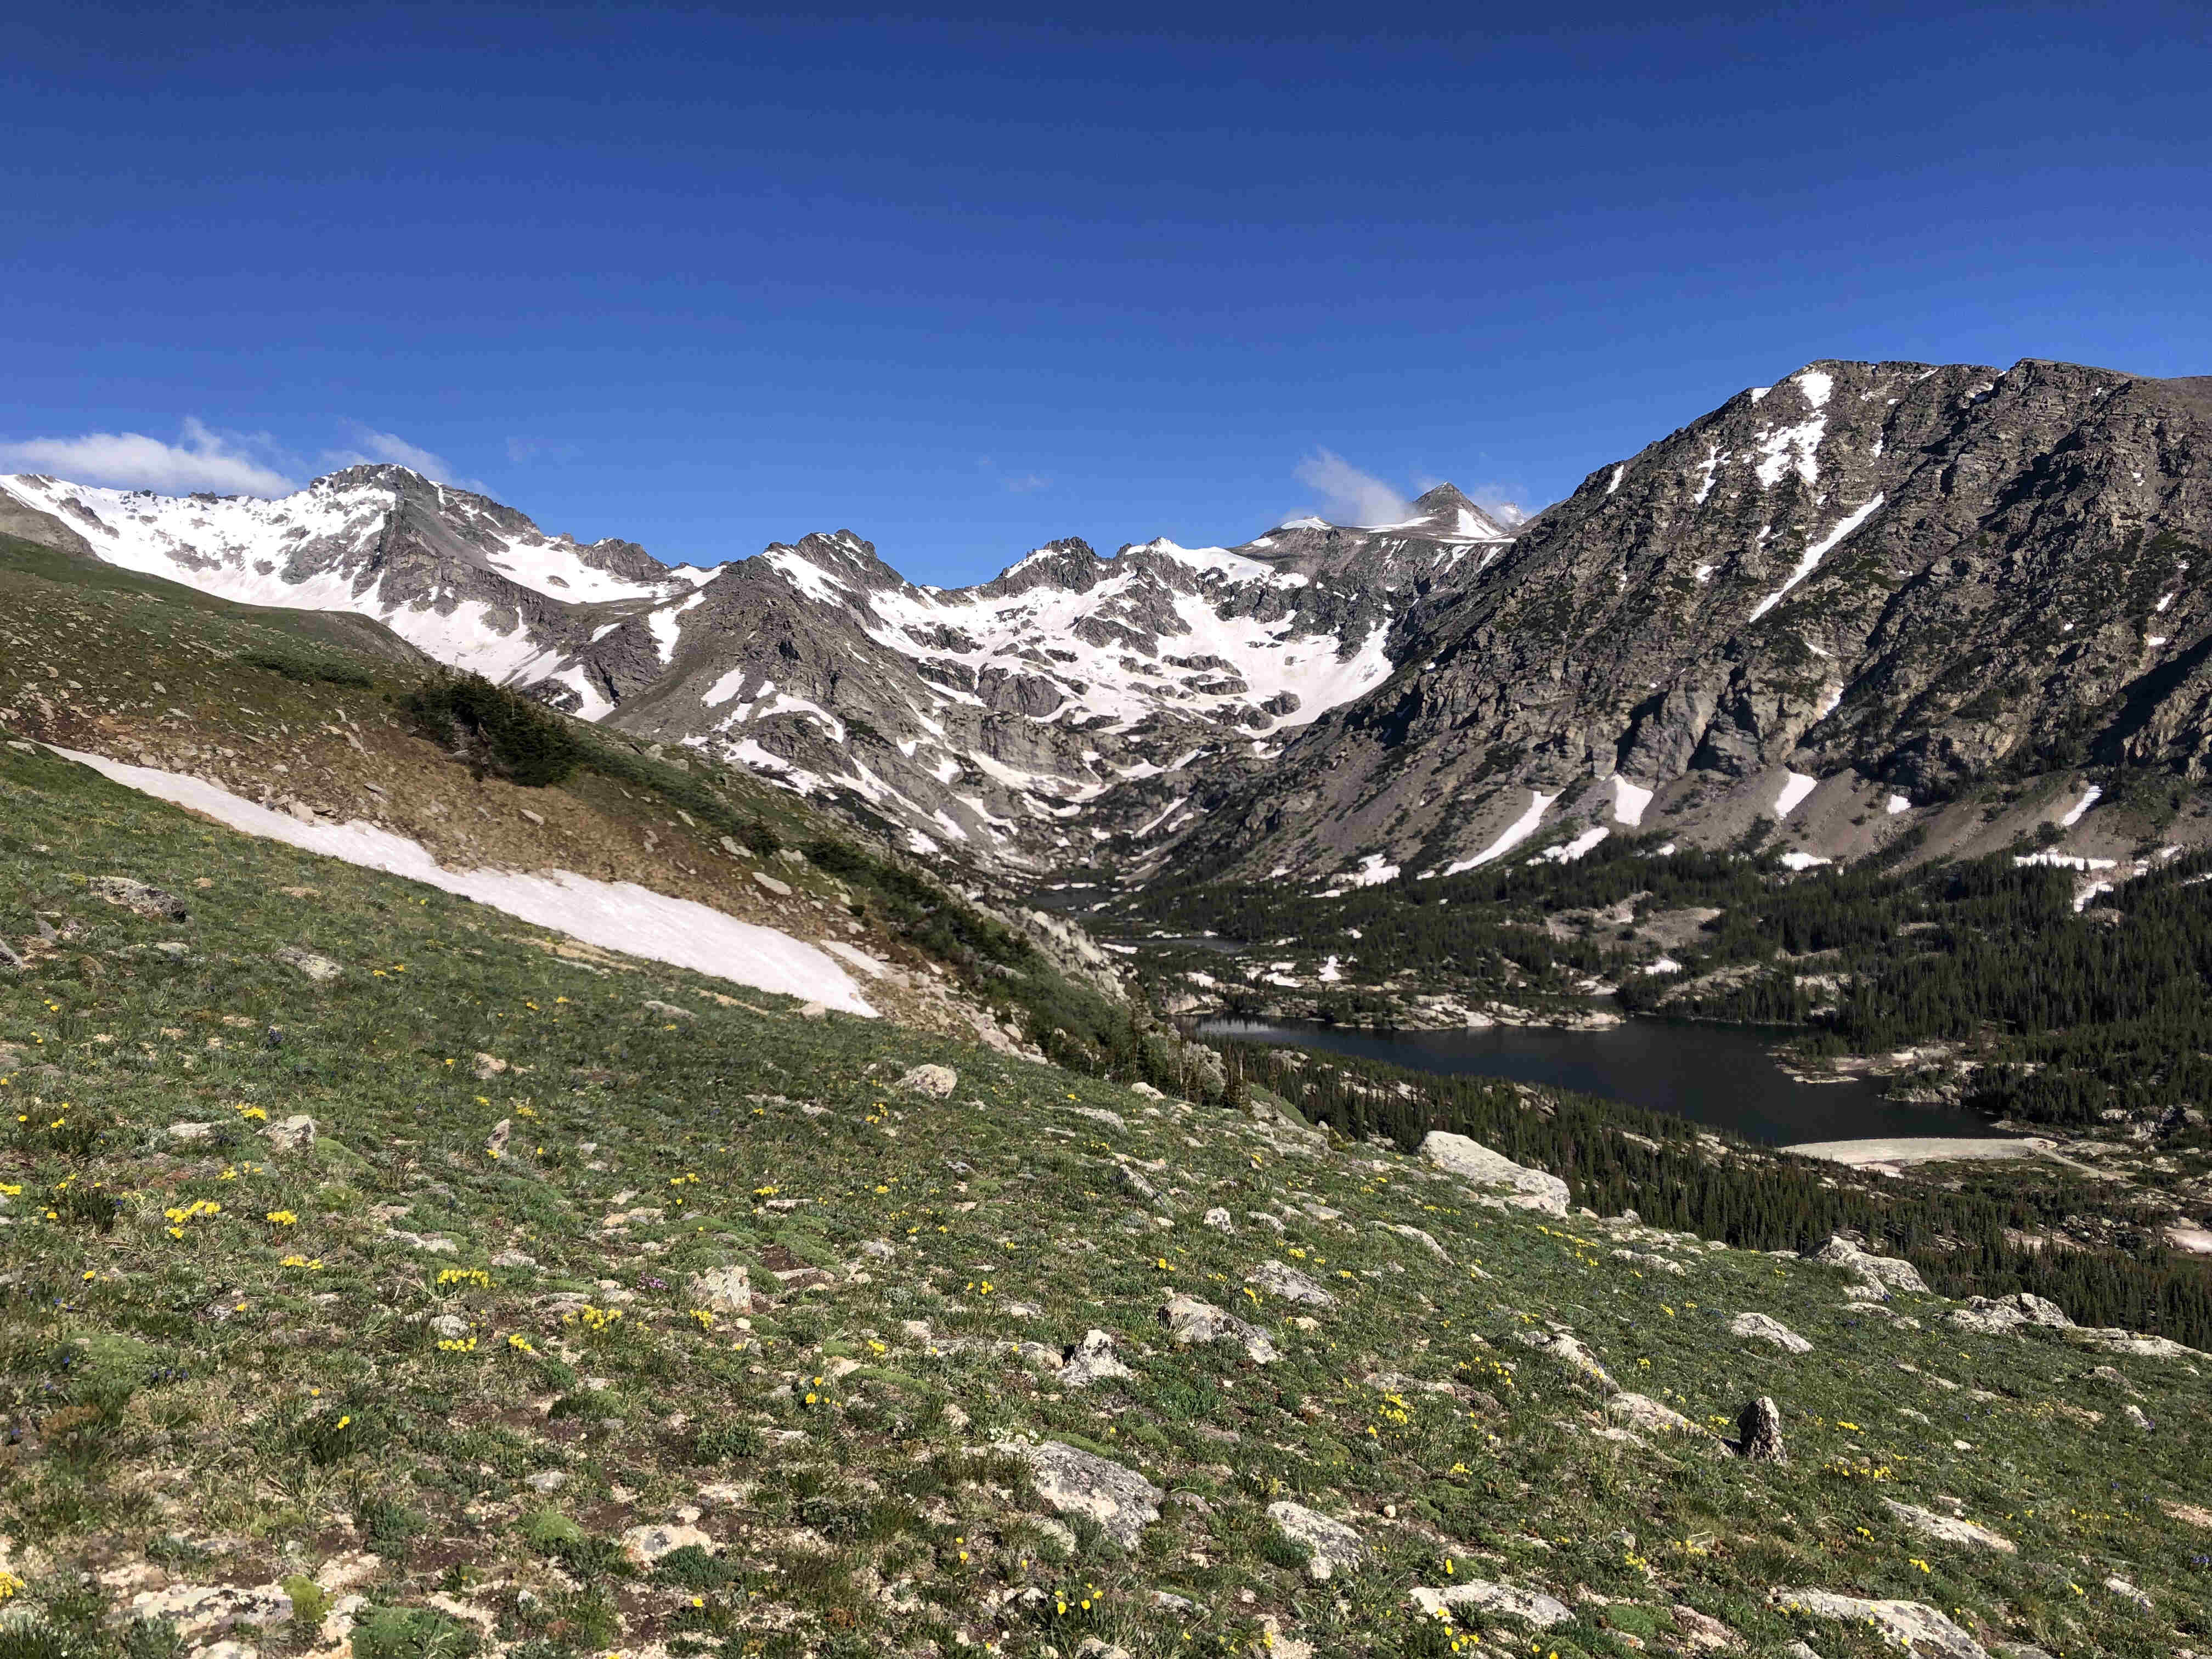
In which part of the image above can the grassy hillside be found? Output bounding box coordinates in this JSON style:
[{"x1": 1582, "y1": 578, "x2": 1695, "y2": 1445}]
[{"x1": 2, "y1": 741, "x2": 2205, "y2": 1659}]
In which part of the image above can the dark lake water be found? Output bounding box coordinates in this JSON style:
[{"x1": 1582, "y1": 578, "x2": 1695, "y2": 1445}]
[{"x1": 1197, "y1": 1015, "x2": 2006, "y2": 1147}]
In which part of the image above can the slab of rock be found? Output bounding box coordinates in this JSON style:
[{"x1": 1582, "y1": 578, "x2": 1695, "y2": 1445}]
[
  {"x1": 1245, "y1": 1259, "x2": 1336, "y2": 1308},
  {"x1": 88, "y1": 875, "x2": 188, "y2": 919},
  {"x1": 752, "y1": 871, "x2": 793, "y2": 898},
  {"x1": 1729, "y1": 1312, "x2": 1812, "y2": 1352},
  {"x1": 1061, "y1": 1329, "x2": 1133, "y2": 1389},
  {"x1": 642, "y1": 999, "x2": 696, "y2": 1022},
  {"x1": 1882, "y1": 1499, "x2": 2016, "y2": 1553},
  {"x1": 898, "y1": 1063, "x2": 958, "y2": 1098},
  {"x1": 686, "y1": 1265, "x2": 756, "y2": 1314},
  {"x1": 1409, "y1": 1580, "x2": 1571, "y2": 1628},
  {"x1": 1767, "y1": 1589, "x2": 1990, "y2": 1659},
  {"x1": 1736, "y1": 1395, "x2": 1787, "y2": 1462},
  {"x1": 273, "y1": 945, "x2": 342, "y2": 982},
  {"x1": 1000, "y1": 1438, "x2": 1162, "y2": 1549},
  {"x1": 1613, "y1": 1247, "x2": 1687, "y2": 1276},
  {"x1": 621, "y1": 1522, "x2": 716, "y2": 1566},
  {"x1": 1265, "y1": 1501, "x2": 1367, "y2": 1582},
  {"x1": 2063, "y1": 1327, "x2": 2204, "y2": 1359},
  {"x1": 1809, "y1": 1234, "x2": 1928, "y2": 1296},
  {"x1": 1672, "y1": 1605, "x2": 1740, "y2": 1650},
  {"x1": 1376, "y1": 1222, "x2": 1449, "y2": 1261},
  {"x1": 1160, "y1": 1293, "x2": 1279, "y2": 1363},
  {"x1": 1419, "y1": 1131, "x2": 1569, "y2": 1215},
  {"x1": 168, "y1": 1121, "x2": 217, "y2": 1143},
  {"x1": 1202, "y1": 1206, "x2": 1235, "y2": 1233}
]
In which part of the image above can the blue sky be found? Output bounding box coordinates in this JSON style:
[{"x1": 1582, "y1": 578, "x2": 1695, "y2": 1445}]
[{"x1": 4, "y1": 3, "x2": 2209, "y2": 585}]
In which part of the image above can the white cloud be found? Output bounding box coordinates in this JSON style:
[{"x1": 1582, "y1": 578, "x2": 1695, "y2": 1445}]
[
  {"x1": 1293, "y1": 448, "x2": 1410, "y2": 527},
  {"x1": 1003, "y1": 473, "x2": 1051, "y2": 494},
  {"x1": 0, "y1": 417, "x2": 297, "y2": 496},
  {"x1": 1465, "y1": 484, "x2": 1531, "y2": 526},
  {"x1": 324, "y1": 425, "x2": 481, "y2": 489}
]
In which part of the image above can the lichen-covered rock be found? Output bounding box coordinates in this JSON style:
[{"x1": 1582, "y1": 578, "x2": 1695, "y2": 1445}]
[
  {"x1": 1948, "y1": 1293, "x2": 2074, "y2": 1334},
  {"x1": 1060, "y1": 1329, "x2": 1133, "y2": 1388},
  {"x1": 1729, "y1": 1312, "x2": 1812, "y2": 1352},
  {"x1": 1419, "y1": 1131, "x2": 1569, "y2": 1215},
  {"x1": 621, "y1": 1522, "x2": 716, "y2": 1565},
  {"x1": 127, "y1": 1583, "x2": 290, "y2": 1640},
  {"x1": 264, "y1": 1114, "x2": 317, "y2": 1153},
  {"x1": 1513, "y1": 1328, "x2": 1616, "y2": 1390},
  {"x1": 1809, "y1": 1234, "x2": 1928, "y2": 1296},
  {"x1": 898, "y1": 1063, "x2": 958, "y2": 1097},
  {"x1": 88, "y1": 875, "x2": 188, "y2": 919},
  {"x1": 1000, "y1": 1438, "x2": 1162, "y2": 1549},
  {"x1": 1768, "y1": 1589, "x2": 1990, "y2": 1658},
  {"x1": 274, "y1": 944, "x2": 342, "y2": 981},
  {"x1": 686, "y1": 1265, "x2": 755, "y2": 1314},
  {"x1": 1606, "y1": 1392, "x2": 1713, "y2": 1439},
  {"x1": 1160, "y1": 1293, "x2": 1278, "y2": 1362},
  {"x1": 1245, "y1": 1259, "x2": 1336, "y2": 1308},
  {"x1": 1265, "y1": 1500, "x2": 1367, "y2": 1581}
]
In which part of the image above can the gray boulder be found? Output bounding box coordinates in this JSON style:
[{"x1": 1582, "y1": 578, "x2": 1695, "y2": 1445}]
[
  {"x1": 1265, "y1": 1500, "x2": 1367, "y2": 1581},
  {"x1": 1160, "y1": 1293, "x2": 1278, "y2": 1363},
  {"x1": 1736, "y1": 1395, "x2": 1786, "y2": 1462},
  {"x1": 1000, "y1": 1438, "x2": 1163, "y2": 1548},
  {"x1": 1419, "y1": 1131, "x2": 1569, "y2": 1215},
  {"x1": 1060, "y1": 1329, "x2": 1133, "y2": 1389},
  {"x1": 1245, "y1": 1259, "x2": 1336, "y2": 1308}
]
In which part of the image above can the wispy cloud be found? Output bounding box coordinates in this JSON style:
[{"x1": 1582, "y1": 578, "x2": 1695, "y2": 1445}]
[
  {"x1": 1003, "y1": 473, "x2": 1051, "y2": 494},
  {"x1": 324, "y1": 425, "x2": 483, "y2": 490},
  {"x1": 505, "y1": 436, "x2": 583, "y2": 466},
  {"x1": 1293, "y1": 448, "x2": 1410, "y2": 527},
  {"x1": 0, "y1": 417, "x2": 297, "y2": 496}
]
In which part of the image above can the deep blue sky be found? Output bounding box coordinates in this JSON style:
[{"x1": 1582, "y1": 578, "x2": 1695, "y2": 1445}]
[{"x1": 5, "y1": 3, "x2": 2209, "y2": 584}]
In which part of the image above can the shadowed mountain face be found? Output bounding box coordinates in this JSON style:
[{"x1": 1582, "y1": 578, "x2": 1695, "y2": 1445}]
[{"x1": 11, "y1": 359, "x2": 2210, "y2": 881}]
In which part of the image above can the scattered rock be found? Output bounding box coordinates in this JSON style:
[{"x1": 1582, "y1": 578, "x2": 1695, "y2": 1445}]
[
  {"x1": 1735, "y1": 1396, "x2": 1786, "y2": 1462},
  {"x1": 642, "y1": 999, "x2": 696, "y2": 1022},
  {"x1": 1377, "y1": 1222, "x2": 1450, "y2": 1261},
  {"x1": 998, "y1": 1438, "x2": 1163, "y2": 1549},
  {"x1": 1768, "y1": 1589, "x2": 1990, "y2": 1659},
  {"x1": 1612, "y1": 1247, "x2": 1686, "y2": 1276},
  {"x1": 1265, "y1": 1501, "x2": 1367, "y2": 1581},
  {"x1": 1882, "y1": 1499, "x2": 2016, "y2": 1553},
  {"x1": 1409, "y1": 1580, "x2": 1572, "y2": 1628},
  {"x1": 264, "y1": 1114, "x2": 317, "y2": 1154},
  {"x1": 88, "y1": 875, "x2": 188, "y2": 920},
  {"x1": 1202, "y1": 1206, "x2": 1234, "y2": 1233},
  {"x1": 1729, "y1": 1312, "x2": 1812, "y2": 1352},
  {"x1": 1672, "y1": 1604, "x2": 1740, "y2": 1650},
  {"x1": 1160, "y1": 1293, "x2": 1279, "y2": 1363},
  {"x1": 473, "y1": 1052, "x2": 509, "y2": 1079},
  {"x1": 2121, "y1": 1402, "x2": 2154, "y2": 1432},
  {"x1": 167, "y1": 1121, "x2": 217, "y2": 1143},
  {"x1": 273, "y1": 945, "x2": 343, "y2": 982},
  {"x1": 2102, "y1": 1576, "x2": 2152, "y2": 1611},
  {"x1": 898, "y1": 1063, "x2": 958, "y2": 1097},
  {"x1": 1419, "y1": 1131, "x2": 1570, "y2": 1215},
  {"x1": 526, "y1": 1470, "x2": 567, "y2": 1492},
  {"x1": 1245, "y1": 1259, "x2": 1336, "y2": 1308},
  {"x1": 686, "y1": 1266, "x2": 756, "y2": 1314},
  {"x1": 620, "y1": 1523, "x2": 716, "y2": 1566},
  {"x1": 1061, "y1": 1329, "x2": 1134, "y2": 1388},
  {"x1": 1118, "y1": 1163, "x2": 1159, "y2": 1201},
  {"x1": 752, "y1": 871, "x2": 793, "y2": 898}
]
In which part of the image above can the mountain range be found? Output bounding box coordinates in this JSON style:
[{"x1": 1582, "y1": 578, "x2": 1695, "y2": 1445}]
[{"x1": 8, "y1": 354, "x2": 2209, "y2": 884}]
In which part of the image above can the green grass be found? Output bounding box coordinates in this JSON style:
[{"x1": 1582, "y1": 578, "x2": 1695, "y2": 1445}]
[{"x1": 2, "y1": 738, "x2": 2207, "y2": 1658}]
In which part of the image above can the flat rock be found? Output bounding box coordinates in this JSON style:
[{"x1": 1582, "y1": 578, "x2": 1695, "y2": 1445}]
[
  {"x1": 1265, "y1": 1500, "x2": 1367, "y2": 1581},
  {"x1": 1513, "y1": 1328, "x2": 1615, "y2": 1390},
  {"x1": 1768, "y1": 1589, "x2": 1990, "y2": 1659},
  {"x1": 1245, "y1": 1259, "x2": 1336, "y2": 1308},
  {"x1": 273, "y1": 944, "x2": 343, "y2": 982},
  {"x1": 1808, "y1": 1234, "x2": 1928, "y2": 1296},
  {"x1": 999, "y1": 1438, "x2": 1162, "y2": 1549},
  {"x1": 1419, "y1": 1131, "x2": 1569, "y2": 1215},
  {"x1": 88, "y1": 875, "x2": 189, "y2": 919},
  {"x1": 1605, "y1": 1392, "x2": 1714, "y2": 1440},
  {"x1": 264, "y1": 1114, "x2": 317, "y2": 1153},
  {"x1": 1948, "y1": 1293, "x2": 2074, "y2": 1334},
  {"x1": 1882, "y1": 1499, "x2": 2016, "y2": 1553},
  {"x1": 128, "y1": 1583, "x2": 290, "y2": 1640},
  {"x1": 1409, "y1": 1580, "x2": 1572, "y2": 1628},
  {"x1": 686, "y1": 1265, "x2": 756, "y2": 1314},
  {"x1": 1729, "y1": 1312, "x2": 1812, "y2": 1352}
]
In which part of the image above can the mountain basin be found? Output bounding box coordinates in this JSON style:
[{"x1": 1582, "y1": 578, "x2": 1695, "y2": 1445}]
[{"x1": 1196, "y1": 1015, "x2": 2013, "y2": 1148}]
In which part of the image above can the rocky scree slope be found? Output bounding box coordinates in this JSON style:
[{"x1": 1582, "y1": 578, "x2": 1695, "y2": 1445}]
[
  {"x1": 0, "y1": 467, "x2": 1514, "y2": 870},
  {"x1": 1, "y1": 740, "x2": 2205, "y2": 1658},
  {"x1": 1167, "y1": 359, "x2": 2212, "y2": 882}
]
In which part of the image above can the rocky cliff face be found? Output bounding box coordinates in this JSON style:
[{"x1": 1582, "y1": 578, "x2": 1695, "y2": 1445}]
[{"x1": 1164, "y1": 359, "x2": 2212, "y2": 880}]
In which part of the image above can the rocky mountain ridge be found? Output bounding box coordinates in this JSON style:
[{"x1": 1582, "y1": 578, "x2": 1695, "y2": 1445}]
[{"x1": 0, "y1": 466, "x2": 1514, "y2": 867}]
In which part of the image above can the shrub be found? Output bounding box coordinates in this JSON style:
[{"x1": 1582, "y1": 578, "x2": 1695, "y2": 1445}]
[
  {"x1": 347, "y1": 1607, "x2": 480, "y2": 1659},
  {"x1": 237, "y1": 647, "x2": 375, "y2": 688},
  {"x1": 401, "y1": 672, "x2": 584, "y2": 787}
]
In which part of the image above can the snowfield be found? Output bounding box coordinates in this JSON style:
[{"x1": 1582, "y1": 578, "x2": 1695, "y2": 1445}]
[{"x1": 51, "y1": 748, "x2": 877, "y2": 1017}]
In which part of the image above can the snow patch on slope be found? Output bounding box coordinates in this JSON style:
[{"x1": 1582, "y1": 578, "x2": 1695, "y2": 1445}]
[
  {"x1": 49, "y1": 748, "x2": 877, "y2": 1017},
  {"x1": 1442, "y1": 790, "x2": 1560, "y2": 875},
  {"x1": 1747, "y1": 495, "x2": 1884, "y2": 622}
]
